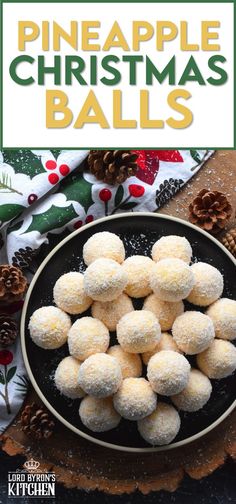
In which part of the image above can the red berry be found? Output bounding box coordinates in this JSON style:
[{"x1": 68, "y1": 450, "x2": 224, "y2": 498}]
[
  {"x1": 73, "y1": 220, "x2": 83, "y2": 229},
  {"x1": 0, "y1": 350, "x2": 13, "y2": 365},
  {"x1": 28, "y1": 193, "x2": 38, "y2": 205},
  {"x1": 99, "y1": 188, "x2": 112, "y2": 202},
  {"x1": 85, "y1": 215, "x2": 94, "y2": 224},
  {"x1": 59, "y1": 164, "x2": 70, "y2": 176},
  {"x1": 45, "y1": 160, "x2": 57, "y2": 170},
  {"x1": 48, "y1": 173, "x2": 59, "y2": 185},
  {"x1": 128, "y1": 184, "x2": 145, "y2": 198}
]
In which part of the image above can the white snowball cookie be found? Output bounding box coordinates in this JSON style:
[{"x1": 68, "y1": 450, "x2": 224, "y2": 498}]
[
  {"x1": 107, "y1": 345, "x2": 142, "y2": 378},
  {"x1": 197, "y1": 339, "x2": 236, "y2": 379},
  {"x1": 171, "y1": 368, "x2": 212, "y2": 412},
  {"x1": 187, "y1": 262, "x2": 224, "y2": 307},
  {"x1": 78, "y1": 353, "x2": 122, "y2": 398},
  {"x1": 207, "y1": 298, "x2": 236, "y2": 341},
  {"x1": 123, "y1": 255, "x2": 154, "y2": 298},
  {"x1": 83, "y1": 231, "x2": 125, "y2": 266},
  {"x1": 84, "y1": 258, "x2": 127, "y2": 302},
  {"x1": 147, "y1": 350, "x2": 190, "y2": 396},
  {"x1": 150, "y1": 258, "x2": 194, "y2": 302},
  {"x1": 117, "y1": 310, "x2": 161, "y2": 353},
  {"x1": 91, "y1": 293, "x2": 133, "y2": 331},
  {"x1": 152, "y1": 235, "x2": 192, "y2": 264},
  {"x1": 113, "y1": 377, "x2": 157, "y2": 421},
  {"x1": 143, "y1": 295, "x2": 184, "y2": 332},
  {"x1": 54, "y1": 356, "x2": 85, "y2": 399},
  {"x1": 172, "y1": 311, "x2": 215, "y2": 355},
  {"x1": 79, "y1": 396, "x2": 121, "y2": 432},
  {"x1": 53, "y1": 272, "x2": 92, "y2": 315},
  {"x1": 138, "y1": 403, "x2": 181, "y2": 446},
  {"x1": 28, "y1": 306, "x2": 71, "y2": 349},
  {"x1": 142, "y1": 332, "x2": 181, "y2": 366},
  {"x1": 68, "y1": 317, "x2": 109, "y2": 361}
]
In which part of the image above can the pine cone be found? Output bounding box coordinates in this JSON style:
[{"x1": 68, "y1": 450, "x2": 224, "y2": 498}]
[
  {"x1": 222, "y1": 228, "x2": 236, "y2": 257},
  {"x1": 21, "y1": 402, "x2": 55, "y2": 440},
  {"x1": 12, "y1": 247, "x2": 36, "y2": 270},
  {"x1": 189, "y1": 189, "x2": 232, "y2": 234},
  {"x1": 0, "y1": 315, "x2": 17, "y2": 347},
  {"x1": 88, "y1": 150, "x2": 138, "y2": 185},
  {"x1": 0, "y1": 265, "x2": 27, "y2": 305}
]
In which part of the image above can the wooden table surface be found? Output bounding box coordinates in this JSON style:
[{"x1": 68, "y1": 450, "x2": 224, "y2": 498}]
[{"x1": 1, "y1": 150, "x2": 236, "y2": 495}]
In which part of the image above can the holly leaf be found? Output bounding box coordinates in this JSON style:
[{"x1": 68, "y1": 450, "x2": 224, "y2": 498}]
[
  {"x1": 119, "y1": 202, "x2": 138, "y2": 210},
  {"x1": 190, "y1": 150, "x2": 201, "y2": 164},
  {"x1": 115, "y1": 186, "x2": 124, "y2": 206},
  {"x1": 24, "y1": 204, "x2": 78, "y2": 234},
  {"x1": 0, "y1": 204, "x2": 25, "y2": 225},
  {"x1": 6, "y1": 366, "x2": 17, "y2": 383},
  {"x1": 0, "y1": 370, "x2": 5, "y2": 384},
  {"x1": 60, "y1": 173, "x2": 93, "y2": 213},
  {"x1": 2, "y1": 150, "x2": 46, "y2": 178}
]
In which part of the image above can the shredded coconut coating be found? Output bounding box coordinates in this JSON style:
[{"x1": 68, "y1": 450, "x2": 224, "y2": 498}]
[
  {"x1": 54, "y1": 356, "x2": 85, "y2": 399},
  {"x1": 91, "y1": 293, "x2": 134, "y2": 331},
  {"x1": 171, "y1": 368, "x2": 212, "y2": 412},
  {"x1": 53, "y1": 271, "x2": 92, "y2": 315},
  {"x1": 142, "y1": 332, "x2": 182, "y2": 365},
  {"x1": 28, "y1": 306, "x2": 71, "y2": 349},
  {"x1": 123, "y1": 255, "x2": 154, "y2": 298},
  {"x1": 138, "y1": 402, "x2": 181, "y2": 446},
  {"x1": 143, "y1": 295, "x2": 184, "y2": 331},
  {"x1": 150, "y1": 258, "x2": 194, "y2": 302},
  {"x1": 107, "y1": 345, "x2": 142, "y2": 378},
  {"x1": 117, "y1": 310, "x2": 161, "y2": 354},
  {"x1": 68, "y1": 317, "x2": 109, "y2": 361},
  {"x1": 79, "y1": 396, "x2": 121, "y2": 432},
  {"x1": 172, "y1": 311, "x2": 215, "y2": 355},
  {"x1": 207, "y1": 298, "x2": 236, "y2": 341},
  {"x1": 113, "y1": 377, "x2": 157, "y2": 421},
  {"x1": 147, "y1": 350, "x2": 190, "y2": 396},
  {"x1": 78, "y1": 353, "x2": 122, "y2": 398},
  {"x1": 187, "y1": 262, "x2": 224, "y2": 307},
  {"x1": 197, "y1": 339, "x2": 236, "y2": 379},
  {"x1": 152, "y1": 235, "x2": 192, "y2": 264},
  {"x1": 83, "y1": 231, "x2": 125, "y2": 266},
  {"x1": 84, "y1": 258, "x2": 127, "y2": 302}
]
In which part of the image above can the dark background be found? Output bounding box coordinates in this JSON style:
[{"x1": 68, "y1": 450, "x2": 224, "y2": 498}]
[{"x1": 0, "y1": 452, "x2": 235, "y2": 504}]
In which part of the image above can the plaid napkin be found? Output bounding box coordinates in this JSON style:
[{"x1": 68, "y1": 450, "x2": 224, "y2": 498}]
[{"x1": 0, "y1": 149, "x2": 212, "y2": 432}]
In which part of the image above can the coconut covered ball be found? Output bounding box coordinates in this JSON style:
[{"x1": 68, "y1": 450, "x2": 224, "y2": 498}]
[
  {"x1": 78, "y1": 353, "x2": 122, "y2": 398},
  {"x1": 150, "y1": 258, "x2": 194, "y2": 302},
  {"x1": 91, "y1": 293, "x2": 133, "y2": 331},
  {"x1": 79, "y1": 396, "x2": 121, "y2": 432},
  {"x1": 152, "y1": 235, "x2": 192, "y2": 264},
  {"x1": 117, "y1": 310, "x2": 161, "y2": 354},
  {"x1": 207, "y1": 298, "x2": 236, "y2": 341},
  {"x1": 142, "y1": 332, "x2": 181, "y2": 365},
  {"x1": 171, "y1": 368, "x2": 212, "y2": 412},
  {"x1": 147, "y1": 350, "x2": 190, "y2": 396},
  {"x1": 84, "y1": 258, "x2": 127, "y2": 302},
  {"x1": 113, "y1": 377, "x2": 157, "y2": 421},
  {"x1": 123, "y1": 255, "x2": 154, "y2": 298},
  {"x1": 197, "y1": 339, "x2": 236, "y2": 379},
  {"x1": 187, "y1": 262, "x2": 224, "y2": 307},
  {"x1": 53, "y1": 272, "x2": 92, "y2": 315},
  {"x1": 143, "y1": 295, "x2": 184, "y2": 332},
  {"x1": 28, "y1": 306, "x2": 71, "y2": 349},
  {"x1": 107, "y1": 345, "x2": 142, "y2": 378},
  {"x1": 138, "y1": 403, "x2": 181, "y2": 446},
  {"x1": 172, "y1": 311, "x2": 215, "y2": 355},
  {"x1": 54, "y1": 356, "x2": 85, "y2": 399},
  {"x1": 83, "y1": 231, "x2": 125, "y2": 266},
  {"x1": 68, "y1": 317, "x2": 109, "y2": 361}
]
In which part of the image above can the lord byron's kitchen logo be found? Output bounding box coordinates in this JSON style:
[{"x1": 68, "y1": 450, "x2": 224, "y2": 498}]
[{"x1": 8, "y1": 458, "x2": 56, "y2": 498}]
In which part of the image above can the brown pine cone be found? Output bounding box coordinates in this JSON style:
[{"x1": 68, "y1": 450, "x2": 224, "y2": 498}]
[
  {"x1": 21, "y1": 402, "x2": 55, "y2": 440},
  {"x1": 222, "y1": 228, "x2": 236, "y2": 257},
  {"x1": 0, "y1": 265, "x2": 27, "y2": 305},
  {"x1": 12, "y1": 247, "x2": 36, "y2": 270},
  {"x1": 88, "y1": 150, "x2": 138, "y2": 185},
  {"x1": 189, "y1": 189, "x2": 232, "y2": 234},
  {"x1": 0, "y1": 315, "x2": 17, "y2": 347}
]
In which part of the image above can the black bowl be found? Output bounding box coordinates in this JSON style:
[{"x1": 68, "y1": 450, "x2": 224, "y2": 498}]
[{"x1": 21, "y1": 213, "x2": 236, "y2": 452}]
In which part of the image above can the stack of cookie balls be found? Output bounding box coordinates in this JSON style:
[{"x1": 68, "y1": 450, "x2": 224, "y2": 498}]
[{"x1": 28, "y1": 232, "x2": 236, "y2": 447}]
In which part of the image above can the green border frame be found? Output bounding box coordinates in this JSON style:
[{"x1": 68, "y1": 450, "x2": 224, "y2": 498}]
[{"x1": 0, "y1": 0, "x2": 235, "y2": 149}]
